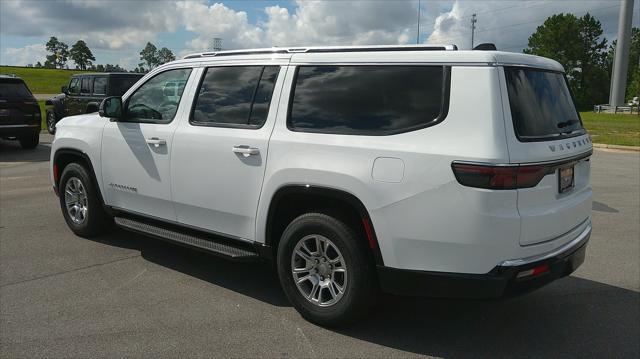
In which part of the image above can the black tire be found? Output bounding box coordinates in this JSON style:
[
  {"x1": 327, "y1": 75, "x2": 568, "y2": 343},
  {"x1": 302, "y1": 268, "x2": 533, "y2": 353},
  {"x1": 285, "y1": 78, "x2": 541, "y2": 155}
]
[
  {"x1": 277, "y1": 213, "x2": 376, "y2": 326},
  {"x1": 18, "y1": 131, "x2": 39, "y2": 149},
  {"x1": 58, "y1": 163, "x2": 110, "y2": 238},
  {"x1": 46, "y1": 110, "x2": 57, "y2": 134}
]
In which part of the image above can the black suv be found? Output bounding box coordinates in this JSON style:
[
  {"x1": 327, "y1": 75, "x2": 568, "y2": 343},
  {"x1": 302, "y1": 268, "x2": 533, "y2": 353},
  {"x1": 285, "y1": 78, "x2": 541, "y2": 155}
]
[
  {"x1": 0, "y1": 75, "x2": 41, "y2": 149},
  {"x1": 45, "y1": 73, "x2": 143, "y2": 134}
]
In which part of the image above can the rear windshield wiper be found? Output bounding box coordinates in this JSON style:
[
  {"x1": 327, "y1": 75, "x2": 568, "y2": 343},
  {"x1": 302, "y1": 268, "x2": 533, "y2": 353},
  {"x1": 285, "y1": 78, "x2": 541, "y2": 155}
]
[{"x1": 557, "y1": 119, "x2": 579, "y2": 128}]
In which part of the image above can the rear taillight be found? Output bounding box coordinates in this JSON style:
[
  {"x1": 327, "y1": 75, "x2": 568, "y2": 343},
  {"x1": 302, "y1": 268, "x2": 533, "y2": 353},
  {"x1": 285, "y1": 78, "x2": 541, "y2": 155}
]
[{"x1": 451, "y1": 162, "x2": 552, "y2": 190}]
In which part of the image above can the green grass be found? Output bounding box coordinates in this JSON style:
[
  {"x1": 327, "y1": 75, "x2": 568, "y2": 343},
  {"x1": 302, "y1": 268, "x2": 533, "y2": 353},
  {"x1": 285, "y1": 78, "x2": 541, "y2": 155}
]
[
  {"x1": 0, "y1": 66, "x2": 89, "y2": 94},
  {"x1": 38, "y1": 100, "x2": 47, "y2": 130},
  {"x1": 580, "y1": 111, "x2": 640, "y2": 147}
]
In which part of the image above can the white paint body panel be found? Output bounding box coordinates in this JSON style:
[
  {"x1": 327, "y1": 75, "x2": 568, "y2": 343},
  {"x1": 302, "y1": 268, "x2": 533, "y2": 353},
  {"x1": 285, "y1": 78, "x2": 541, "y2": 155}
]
[
  {"x1": 171, "y1": 65, "x2": 287, "y2": 240},
  {"x1": 51, "y1": 49, "x2": 591, "y2": 276}
]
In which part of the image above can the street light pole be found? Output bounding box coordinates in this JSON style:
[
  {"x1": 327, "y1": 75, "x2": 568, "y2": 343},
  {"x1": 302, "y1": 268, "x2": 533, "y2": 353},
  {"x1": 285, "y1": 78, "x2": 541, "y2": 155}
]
[
  {"x1": 471, "y1": 13, "x2": 477, "y2": 49},
  {"x1": 609, "y1": 0, "x2": 634, "y2": 106}
]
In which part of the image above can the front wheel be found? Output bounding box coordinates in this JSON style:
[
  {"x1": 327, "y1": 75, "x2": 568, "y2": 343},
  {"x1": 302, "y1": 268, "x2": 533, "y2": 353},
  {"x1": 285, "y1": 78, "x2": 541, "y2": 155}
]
[
  {"x1": 58, "y1": 163, "x2": 110, "y2": 237},
  {"x1": 277, "y1": 213, "x2": 377, "y2": 326},
  {"x1": 46, "y1": 110, "x2": 57, "y2": 134}
]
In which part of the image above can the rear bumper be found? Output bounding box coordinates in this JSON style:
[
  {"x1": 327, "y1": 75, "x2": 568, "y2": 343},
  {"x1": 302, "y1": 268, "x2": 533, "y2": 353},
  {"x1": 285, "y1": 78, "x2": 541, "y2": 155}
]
[
  {"x1": 378, "y1": 225, "x2": 590, "y2": 298},
  {"x1": 0, "y1": 124, "x2": 40, "y2": 137}
]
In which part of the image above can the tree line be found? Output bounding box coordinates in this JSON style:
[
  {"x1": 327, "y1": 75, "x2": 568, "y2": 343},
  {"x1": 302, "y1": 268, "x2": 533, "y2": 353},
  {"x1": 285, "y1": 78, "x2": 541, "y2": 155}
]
[
  {"x1": 36, "y1": 37, "x2": 175, "y2": 74},
  {"x1": 524, "y1": 13, "x2": 639, "y2": 109}
]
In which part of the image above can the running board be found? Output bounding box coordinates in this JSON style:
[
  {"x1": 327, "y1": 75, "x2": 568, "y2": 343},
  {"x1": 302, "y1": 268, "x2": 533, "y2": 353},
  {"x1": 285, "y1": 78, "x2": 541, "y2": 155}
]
[{"x1": 114, "y1": 217, "x2": 259, "y2": 260}]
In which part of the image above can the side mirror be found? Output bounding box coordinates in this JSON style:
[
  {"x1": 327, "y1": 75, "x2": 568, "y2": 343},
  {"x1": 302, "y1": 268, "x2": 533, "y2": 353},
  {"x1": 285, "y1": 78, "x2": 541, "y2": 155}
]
[
  {"x1": 99, "y1": 96, "x2": 123, "y2": 119},
  {"x1": 61, "y1": 85, "x2": 67, "y2": 94}
]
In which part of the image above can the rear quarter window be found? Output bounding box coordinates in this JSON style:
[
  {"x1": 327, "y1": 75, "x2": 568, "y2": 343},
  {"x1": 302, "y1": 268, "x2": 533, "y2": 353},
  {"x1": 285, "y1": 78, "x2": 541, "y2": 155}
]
[{"x1": 288, "y1": 65, "x2": 450, "y2": 136}]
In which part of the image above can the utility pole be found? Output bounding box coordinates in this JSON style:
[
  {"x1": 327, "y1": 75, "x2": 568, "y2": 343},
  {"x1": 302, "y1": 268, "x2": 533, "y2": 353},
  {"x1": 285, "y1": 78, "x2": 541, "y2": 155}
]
[
  {"x1": 471, "y1": 13, "x2": 477, "y2": 49},
  {"x1": 609, "y1": 0, "x2": 634, "y2": 106},
  {"x1": 416, "y1": 0, "x2": 421, "y2": 44}
]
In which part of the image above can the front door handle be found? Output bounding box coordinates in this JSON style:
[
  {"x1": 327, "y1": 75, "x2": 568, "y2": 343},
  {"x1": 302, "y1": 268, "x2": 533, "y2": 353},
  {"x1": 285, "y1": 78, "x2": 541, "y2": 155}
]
[
  {"x1": 145, "y1": 137, "x2": 166, "y2": 147},
  {"x1": 232, "y1": 145, "x2": 260, "y2": 157}
]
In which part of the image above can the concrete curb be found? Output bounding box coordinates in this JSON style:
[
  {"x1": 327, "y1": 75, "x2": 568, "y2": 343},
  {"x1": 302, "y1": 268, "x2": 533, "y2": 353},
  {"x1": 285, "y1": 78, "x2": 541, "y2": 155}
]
[{"x1": 593, "y1": 143, "x2": 640, "y2": 152}]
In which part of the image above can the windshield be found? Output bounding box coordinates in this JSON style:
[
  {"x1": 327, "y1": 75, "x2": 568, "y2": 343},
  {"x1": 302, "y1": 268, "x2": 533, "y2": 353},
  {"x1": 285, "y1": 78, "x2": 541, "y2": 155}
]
[
  {"x1": 0, "y1": 81, "x2": 33, "y2": 98},
  {"x1": 504, "y1": 67, "x2": 584, "y2": 141}
]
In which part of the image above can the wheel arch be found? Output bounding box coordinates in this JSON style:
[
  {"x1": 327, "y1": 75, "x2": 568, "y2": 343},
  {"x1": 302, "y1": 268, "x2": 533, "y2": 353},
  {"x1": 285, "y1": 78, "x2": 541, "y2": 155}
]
[
  {"x1": 53, "y1": 148, "x2": 105, "y2": 206},
  {"x1": 45, "y1": 97, "x2": 65, "y2": 118},
  {"x1": 264, "y1": 185, "x2": 384, "y2": 265}
]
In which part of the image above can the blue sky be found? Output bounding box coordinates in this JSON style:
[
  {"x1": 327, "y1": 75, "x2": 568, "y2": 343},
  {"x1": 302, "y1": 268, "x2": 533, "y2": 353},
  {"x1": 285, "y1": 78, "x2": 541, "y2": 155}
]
[{"x1": 0, "y1": 0, "x2": 637, "y2": 69}]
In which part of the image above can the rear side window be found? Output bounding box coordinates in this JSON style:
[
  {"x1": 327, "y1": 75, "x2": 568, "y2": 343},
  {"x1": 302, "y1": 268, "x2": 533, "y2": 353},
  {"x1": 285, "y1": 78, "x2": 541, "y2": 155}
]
[
  {"x1": 505, "y1": 67, "x2": 584, "y2": 141},
  {"x1": 110, "y1": 76, "x2": 142, "y2": 96},
  {"x1": 0, "y1": 80, "x2": 32, "y2": 98},
  {"x1": 80, "y1": 77, "x2": 91, "y2": 94},
  {"x1": 93, "y1": 77, "x2": 107, "y2": 95},
  {"x1": 289, "y1": 66, "x2": 449, "y2": 135},
  {"x1": 191, "y1": 66, "x2": 279, "y2": 128}
]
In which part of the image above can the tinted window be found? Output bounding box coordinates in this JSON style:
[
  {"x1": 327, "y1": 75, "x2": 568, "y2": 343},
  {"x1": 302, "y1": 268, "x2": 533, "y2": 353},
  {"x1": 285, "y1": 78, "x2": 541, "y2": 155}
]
[
  {"x1": 289, "y1": 66, "x2": 447, "y2": 135},
  {"x1": 81, "y1": 77, "x2": 90, "y2": 94},
  {"x1": 0, "y1": 81, "x2": 32, "y2": 98},
  {"x1": 126, "y1": 68, "x2": 191, "y2": 122},
  {"x1": 93, "y1": 77, "x2": 107, "y2": 95},
  {"x1": 505, "y1": 67, "x2": 584, "y2": 141},
  {"x1": 110, "y1": 76, "x2": 142, "y2": 96},
  {"x1": 250, "y1": 67, "x2": 279, "y2": 126},
  {"x1": 68, "y1": 78, "x2": 80, "y2": 94},
  {"x1": 192, "y1": 66, "x2": 279, "y2": 127}
]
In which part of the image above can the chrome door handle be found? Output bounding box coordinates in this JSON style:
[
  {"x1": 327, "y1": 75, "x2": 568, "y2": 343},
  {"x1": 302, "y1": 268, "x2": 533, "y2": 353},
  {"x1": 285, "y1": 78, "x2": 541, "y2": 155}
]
[
  {"x1": 145, "y1": 137, "x2": 166, "y2": 147},
  {"x1": 232, "y1": 145, "x2": 260, "y2": 156}
]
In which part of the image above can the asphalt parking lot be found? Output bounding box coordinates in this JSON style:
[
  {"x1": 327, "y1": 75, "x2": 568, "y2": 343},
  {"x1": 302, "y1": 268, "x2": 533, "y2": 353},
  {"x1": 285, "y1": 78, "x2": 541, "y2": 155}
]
[{"x1": 1, "y1": 135, "x2": 638, "y2": 358}]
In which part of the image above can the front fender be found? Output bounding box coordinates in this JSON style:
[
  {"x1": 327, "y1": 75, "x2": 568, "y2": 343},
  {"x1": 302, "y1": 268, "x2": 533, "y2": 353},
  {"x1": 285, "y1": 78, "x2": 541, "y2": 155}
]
[
  {"x1": 51, "y1": 114, "x2": 107, "y2": 200},
  {"x1": 45, "y1": 95, "x2": 66, "y2": 118}
]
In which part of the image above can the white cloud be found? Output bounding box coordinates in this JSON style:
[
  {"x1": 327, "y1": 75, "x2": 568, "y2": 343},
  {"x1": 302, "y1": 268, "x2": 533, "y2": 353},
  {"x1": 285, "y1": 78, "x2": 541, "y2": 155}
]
[
  {"x1": 179, "y1": 0, "x2": 419, "y2": 52},
  {"x1": 1, "y1": 44, "x2": 47, "y2": 66}
]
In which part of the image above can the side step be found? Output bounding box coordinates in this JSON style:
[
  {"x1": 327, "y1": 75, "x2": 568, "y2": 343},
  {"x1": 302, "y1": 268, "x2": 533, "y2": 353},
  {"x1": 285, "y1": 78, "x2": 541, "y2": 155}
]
[{"x1": 114, "y1": 217, "x2": 260, "y2": 261}]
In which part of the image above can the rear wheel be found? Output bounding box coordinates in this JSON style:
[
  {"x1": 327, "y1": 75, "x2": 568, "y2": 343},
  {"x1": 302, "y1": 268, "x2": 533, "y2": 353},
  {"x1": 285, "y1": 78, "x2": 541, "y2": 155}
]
[
  {"x1": 59, "y1": 163, "x2": 110, "y2": 237},
  {"x1": 46, "y1": 110, "x2": 57, "y2": 134},
  {"x1": 18, "y1": 131, "x2": 39, "y2": 149},
  {"x1": 277, "y1": 213, "x2": 376, "y2": 326}
]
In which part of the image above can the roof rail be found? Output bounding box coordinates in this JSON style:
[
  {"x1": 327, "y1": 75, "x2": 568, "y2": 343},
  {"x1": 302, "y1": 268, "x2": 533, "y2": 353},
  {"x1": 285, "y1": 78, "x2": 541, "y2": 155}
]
[{"x1": 183, "y1": 44, "x2": 458, "y2": 59}]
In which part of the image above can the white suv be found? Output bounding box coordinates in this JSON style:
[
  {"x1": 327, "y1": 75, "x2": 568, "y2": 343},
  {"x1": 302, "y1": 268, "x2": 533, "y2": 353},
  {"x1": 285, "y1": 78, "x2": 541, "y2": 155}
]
[{"x1": 51, "y1": 45, "x2": 592, "y2": 325}]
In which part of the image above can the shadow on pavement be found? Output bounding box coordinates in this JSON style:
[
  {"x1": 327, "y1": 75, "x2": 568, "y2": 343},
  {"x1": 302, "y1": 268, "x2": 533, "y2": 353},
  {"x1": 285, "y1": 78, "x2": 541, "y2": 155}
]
[
  {"x1": 93, "y1": 227, "x2": 639, "y2": 357},
  {"x1": 0, "y1": 135, "x2": 52, "y2": 163},
  {"x1": 92, "y1": 227, "x2": 289, "y2": 307}
]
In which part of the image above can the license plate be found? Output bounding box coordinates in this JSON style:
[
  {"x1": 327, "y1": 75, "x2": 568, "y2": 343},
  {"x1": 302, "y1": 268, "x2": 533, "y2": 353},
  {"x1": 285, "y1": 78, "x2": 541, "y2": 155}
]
[{"x1": 558, "y1": 165, "x2": 575, "y2": 193}]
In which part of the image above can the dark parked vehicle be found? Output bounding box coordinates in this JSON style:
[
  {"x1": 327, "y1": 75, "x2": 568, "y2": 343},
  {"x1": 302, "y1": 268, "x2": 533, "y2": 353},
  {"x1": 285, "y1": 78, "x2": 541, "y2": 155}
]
[
  {"x1": 0, "y1": 74, "x2": 41, "y2": 149},
  {"x1": 45, "y1": 73, "x2": 143, "y2": 134}
]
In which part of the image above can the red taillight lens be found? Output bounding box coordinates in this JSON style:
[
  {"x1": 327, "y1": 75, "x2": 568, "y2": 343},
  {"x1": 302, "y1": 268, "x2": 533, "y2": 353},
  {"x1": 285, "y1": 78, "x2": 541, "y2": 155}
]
[
  {"x1": 452, "y1": 163, "x2": 552, "y2": 190},
  {"x1": 53, "y1": 164, "x2": 59, "y2": 182}
]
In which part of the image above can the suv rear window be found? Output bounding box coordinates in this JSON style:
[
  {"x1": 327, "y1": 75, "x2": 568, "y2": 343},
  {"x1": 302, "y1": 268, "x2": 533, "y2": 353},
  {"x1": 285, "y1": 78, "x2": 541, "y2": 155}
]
[
  {"x1": 0, "y1": 80, "x2": 32, "y2": 98},
  {"x1": 110, "y1": 76, "x2": 142, "y2": 96},
  {"x1": 505, "y1": 67, "x2": 585, "y2": 141},
  {"x1": 288, "y1": 66, "x2": 449, "y2": 136}
]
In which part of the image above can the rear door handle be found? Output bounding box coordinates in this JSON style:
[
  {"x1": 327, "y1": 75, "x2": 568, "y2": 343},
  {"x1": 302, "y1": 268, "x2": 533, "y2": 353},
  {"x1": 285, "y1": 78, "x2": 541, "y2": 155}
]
[
  {"x1": 232, "y1": 145, "x2": 260, "y2": 156},
  {"x1": 145, "y1": 137, "x2": 166, "y2": 147}
]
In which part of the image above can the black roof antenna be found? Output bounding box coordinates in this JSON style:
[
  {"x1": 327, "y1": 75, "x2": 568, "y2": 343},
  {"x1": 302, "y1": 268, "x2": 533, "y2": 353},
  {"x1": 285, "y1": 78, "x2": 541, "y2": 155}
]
[{"x1": 473, "y1": 43, "x2": 497, "y2": 51}]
